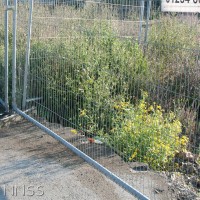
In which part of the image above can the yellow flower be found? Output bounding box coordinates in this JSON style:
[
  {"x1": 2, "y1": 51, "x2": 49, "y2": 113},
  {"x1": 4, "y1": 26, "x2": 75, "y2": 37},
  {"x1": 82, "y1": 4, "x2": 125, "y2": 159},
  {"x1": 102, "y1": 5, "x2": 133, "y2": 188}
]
[
  {"x1": 148, "y1": 105, "x2": 154, "y2": 111},
  {"x1": 71, "y1": 129, "x2": 78, "y2": 134},
  {"x1": 157, "y1": 105, "x2": 161, "y2": 110},
  {"x1": 139, "y1": 101, "x2": 146, "y2": 111},
  {"x1": 129, "y1": 149, "x2": 138, "y2": 161},
  {"x1": 114, "y1": 101, "x2": 130, "y2": 110},
  {"x1": 141, "y1": 91, "x2": 148, "y2": 99},
  {"x1": 169, "y1": 112, "x2": 175, "y2": 120},
  {"x1": 80, "y1": 109, "x2": 87, "y2": 117},
  {"x1": 180, "y1": 136, "x2": 188, "y2": 147},
  {"x1": 114, "y1": 105, "x2": 120, "y2": 110}
]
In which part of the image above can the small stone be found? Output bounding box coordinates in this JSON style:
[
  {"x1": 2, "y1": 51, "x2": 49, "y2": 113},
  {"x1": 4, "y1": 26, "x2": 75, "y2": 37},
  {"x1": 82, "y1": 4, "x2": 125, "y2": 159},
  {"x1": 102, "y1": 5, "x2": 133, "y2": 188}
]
[
  {"x1": 154, "y1": 188, "x2": 164, "y2": 194},
  {"x1": 171, "y1": 173, "x2": 176, "y2": 181}
]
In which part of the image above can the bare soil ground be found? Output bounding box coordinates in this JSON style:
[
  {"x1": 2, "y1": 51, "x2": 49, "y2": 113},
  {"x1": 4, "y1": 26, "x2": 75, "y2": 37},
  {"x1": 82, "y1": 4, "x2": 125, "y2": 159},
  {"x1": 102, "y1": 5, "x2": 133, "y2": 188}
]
[
  {"x1": 0, "y1": 115, "x2": 199, "y2": 200},
  {"x1": 0, "y1": 117, "x2": 137, "y2": 200}
]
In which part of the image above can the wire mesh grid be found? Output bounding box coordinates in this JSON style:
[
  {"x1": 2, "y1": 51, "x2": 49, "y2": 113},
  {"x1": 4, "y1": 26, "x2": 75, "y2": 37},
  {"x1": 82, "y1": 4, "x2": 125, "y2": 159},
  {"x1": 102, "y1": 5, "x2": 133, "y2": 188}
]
[
  {"x1": 13, "y1": 0, "x2": 200, "y2": 199},
  {"x1": 0, "y1": 0, "x2": 5, "y2": 103}
]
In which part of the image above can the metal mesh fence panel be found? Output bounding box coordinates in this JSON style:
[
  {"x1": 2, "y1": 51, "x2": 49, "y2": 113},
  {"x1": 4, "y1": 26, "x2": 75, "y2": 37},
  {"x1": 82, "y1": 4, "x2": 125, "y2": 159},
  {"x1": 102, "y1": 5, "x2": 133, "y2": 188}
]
[{"x1": 13, "y1": 0, "x2": 200, "y2": 199}]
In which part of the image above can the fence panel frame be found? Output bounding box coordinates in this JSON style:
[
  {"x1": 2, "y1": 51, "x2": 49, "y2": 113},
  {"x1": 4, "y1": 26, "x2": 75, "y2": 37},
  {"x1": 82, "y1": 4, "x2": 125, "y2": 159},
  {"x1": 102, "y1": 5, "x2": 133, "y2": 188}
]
[
  {"x1": 11, "y1": 0, "x2": 150, "y2": 199},
  {"x1": 9, "y1": 0, "x2": 200, "y2": 199}
]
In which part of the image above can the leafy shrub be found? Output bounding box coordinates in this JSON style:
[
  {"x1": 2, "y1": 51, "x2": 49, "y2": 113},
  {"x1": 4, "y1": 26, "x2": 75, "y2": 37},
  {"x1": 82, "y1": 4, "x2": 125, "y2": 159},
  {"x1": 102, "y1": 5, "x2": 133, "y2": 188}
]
[
  {"x1": 105, "y1": 92, "x2": 188, "y2": 170},
  {"x1": 30, "y1": 23, "x2": 147, "y2": 132}
]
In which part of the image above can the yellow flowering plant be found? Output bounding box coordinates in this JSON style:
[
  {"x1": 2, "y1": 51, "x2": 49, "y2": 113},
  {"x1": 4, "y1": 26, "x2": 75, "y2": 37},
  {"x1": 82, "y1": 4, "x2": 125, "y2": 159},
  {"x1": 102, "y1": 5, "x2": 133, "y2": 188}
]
[{"x1": 106, "y1": 92, "x2": 188, "y2": 170}]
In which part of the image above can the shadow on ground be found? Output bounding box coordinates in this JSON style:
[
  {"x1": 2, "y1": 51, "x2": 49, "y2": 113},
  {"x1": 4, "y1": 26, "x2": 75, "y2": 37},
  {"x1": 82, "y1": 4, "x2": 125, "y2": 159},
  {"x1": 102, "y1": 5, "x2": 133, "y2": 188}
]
[{"x1": 0, "y1": 188, "x2": 8, "y2": 200}]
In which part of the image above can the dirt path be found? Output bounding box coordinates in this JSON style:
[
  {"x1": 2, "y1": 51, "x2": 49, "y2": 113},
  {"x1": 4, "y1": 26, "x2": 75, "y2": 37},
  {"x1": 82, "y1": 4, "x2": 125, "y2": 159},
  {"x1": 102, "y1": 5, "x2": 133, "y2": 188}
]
[{"x1": 0, "y1": 119, "x2": 138, "y2": 200}]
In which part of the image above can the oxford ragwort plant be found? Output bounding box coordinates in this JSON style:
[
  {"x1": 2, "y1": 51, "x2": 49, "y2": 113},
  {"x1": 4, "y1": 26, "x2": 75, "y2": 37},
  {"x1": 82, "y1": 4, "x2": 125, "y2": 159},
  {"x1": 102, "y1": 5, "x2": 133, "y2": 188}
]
[{"x1": 105, "y1": 92, "x2": 188, "y2": 170}]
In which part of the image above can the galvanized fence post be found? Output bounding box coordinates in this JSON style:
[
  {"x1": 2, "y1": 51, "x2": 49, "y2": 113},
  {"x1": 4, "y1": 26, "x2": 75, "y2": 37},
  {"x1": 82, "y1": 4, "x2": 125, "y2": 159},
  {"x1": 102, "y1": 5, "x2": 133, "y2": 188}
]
[
  {"x1": 22, "y1": 0, "x2": 33, "y2": 110},
  {"x1": 4, "y1": 0, "x2": 9, "y2": 113},
  {"x1": 144, "y1": 0, "x2": 152, "y2": 43},
  {"x1": 12, "y1": 0, "x2": 17, "y2": 106},
  {"x1": 138, "y1": 0, "x2": 144, "y2": 43}
]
